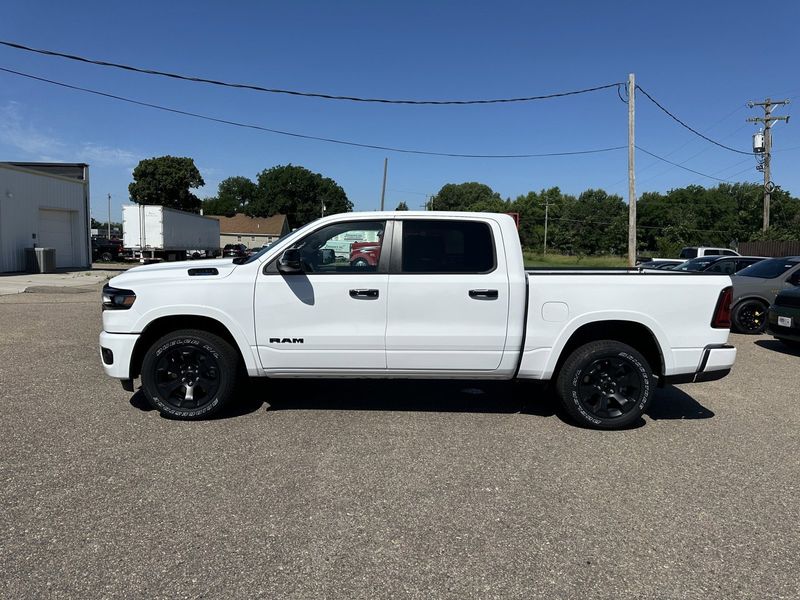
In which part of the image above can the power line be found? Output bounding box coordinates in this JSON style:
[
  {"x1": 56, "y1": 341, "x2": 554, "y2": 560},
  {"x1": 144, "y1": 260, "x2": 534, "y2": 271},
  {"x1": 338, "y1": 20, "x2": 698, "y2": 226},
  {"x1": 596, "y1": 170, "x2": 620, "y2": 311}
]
[
  {"x1": 0, "y1": 39, "x2": 622, "y2": 106},
  {"x1": 636, "y1": 146, "x2": 741, "y2": 182},
  {"x1": 602, "y1": 106, "x2": 749, "y2": 190},
  {"x1": 636, "y1": 85, "x2": 753, "y2": 155},
  {"x1": 388, "y1": 188, "x2": 430, "y2": 196},
  {"x1": 0, "y1": 66, "x2": 627, "y2": 159},
  {"x1": 636, "y1": 123, "x2": 751, "y2": 186}
]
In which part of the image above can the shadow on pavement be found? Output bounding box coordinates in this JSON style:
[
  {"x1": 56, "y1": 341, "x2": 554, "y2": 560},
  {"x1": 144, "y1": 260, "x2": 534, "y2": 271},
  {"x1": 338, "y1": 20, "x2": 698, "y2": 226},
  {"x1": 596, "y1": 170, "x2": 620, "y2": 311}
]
[
  {"x1": 647, "y1": 386, "x2": 715, "y2": 420},
  {"x1": 755, "y1": 338, "x2": 800, "y2": 357},
  {"x1": 129, "y1": 388, "x2": 265, "y2": 420},
  {"x1": 129, "y1": 378, "x2": 715, "y2": 425},
  {"x1": 257, "y1": 379, "x2": 547, "y2": 415}
]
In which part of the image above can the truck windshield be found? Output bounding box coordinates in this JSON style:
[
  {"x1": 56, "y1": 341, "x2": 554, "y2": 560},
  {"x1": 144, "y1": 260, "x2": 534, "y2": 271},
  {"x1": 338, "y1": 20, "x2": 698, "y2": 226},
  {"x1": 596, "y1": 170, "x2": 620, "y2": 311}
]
[{"x1": 736, "y1": 258, "x2": 798, "y2": 279}]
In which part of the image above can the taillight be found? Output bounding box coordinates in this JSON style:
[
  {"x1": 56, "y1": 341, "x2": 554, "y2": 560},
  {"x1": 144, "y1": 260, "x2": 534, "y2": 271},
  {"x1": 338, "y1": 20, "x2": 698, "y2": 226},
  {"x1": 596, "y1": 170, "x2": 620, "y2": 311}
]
[{"x1": 711, "y1": 286, "x2": 732, "y2": 328}]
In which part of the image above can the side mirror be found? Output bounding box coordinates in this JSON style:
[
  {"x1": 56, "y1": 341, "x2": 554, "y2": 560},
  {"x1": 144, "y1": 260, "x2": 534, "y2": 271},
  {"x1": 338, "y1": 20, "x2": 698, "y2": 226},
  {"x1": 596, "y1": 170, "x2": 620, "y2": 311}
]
[
  {"x1": 277, "y1": 248, "x2": 304, "y2": 275},
  {"x1": 789, "y1": 272, "x2": 800, "y2": 286}
]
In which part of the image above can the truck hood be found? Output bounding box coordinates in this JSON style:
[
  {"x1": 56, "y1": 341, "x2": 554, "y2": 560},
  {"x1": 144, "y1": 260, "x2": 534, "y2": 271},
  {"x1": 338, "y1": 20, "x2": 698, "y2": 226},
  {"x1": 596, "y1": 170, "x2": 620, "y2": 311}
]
[{"x1": 109, "y1": 258, "x2": 239, "y2": 287}]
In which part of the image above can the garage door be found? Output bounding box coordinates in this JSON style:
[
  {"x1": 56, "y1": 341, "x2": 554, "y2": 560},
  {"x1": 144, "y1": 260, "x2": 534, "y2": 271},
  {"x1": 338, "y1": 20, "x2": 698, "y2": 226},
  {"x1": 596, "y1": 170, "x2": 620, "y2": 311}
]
[{"x1": 39, "y1": 209, "x2": 75, "y2": 268}]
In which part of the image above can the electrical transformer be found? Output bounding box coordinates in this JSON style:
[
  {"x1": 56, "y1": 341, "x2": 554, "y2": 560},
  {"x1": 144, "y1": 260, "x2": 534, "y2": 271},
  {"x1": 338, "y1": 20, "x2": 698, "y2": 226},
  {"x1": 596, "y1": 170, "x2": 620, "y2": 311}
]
[{"x1": 752, "y1": 131, "x2": 765, "y2": 153}]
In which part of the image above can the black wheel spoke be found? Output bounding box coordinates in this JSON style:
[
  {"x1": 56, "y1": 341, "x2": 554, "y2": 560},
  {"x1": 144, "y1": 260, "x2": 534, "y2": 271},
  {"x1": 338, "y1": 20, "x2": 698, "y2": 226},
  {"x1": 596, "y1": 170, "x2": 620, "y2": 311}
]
[
  {"x1": 576, "y1": 355, "x2": 643, "y2": 419},
  {"x1": 158, "y1": 379, "x2": 184, "y2": 396},
  {"x1": 610, "y1": 392, "x2": 630, "y2": 407},
  {"x1": 153, "y1": 343, "x2": 222, "y2": 411}
]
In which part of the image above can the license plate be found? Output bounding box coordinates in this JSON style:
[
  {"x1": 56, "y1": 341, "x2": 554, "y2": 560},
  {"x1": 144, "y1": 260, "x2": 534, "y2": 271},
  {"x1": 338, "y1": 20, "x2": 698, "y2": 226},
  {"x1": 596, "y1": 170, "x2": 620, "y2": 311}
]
[{"x1": 778, "y1": 316, "x2": 792, "y2": 327}]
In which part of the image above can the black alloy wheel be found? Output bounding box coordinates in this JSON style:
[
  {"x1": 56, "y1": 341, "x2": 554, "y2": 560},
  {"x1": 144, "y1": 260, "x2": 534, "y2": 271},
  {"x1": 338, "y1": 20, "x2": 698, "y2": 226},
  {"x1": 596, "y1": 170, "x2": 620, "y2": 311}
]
[
  {"x1": 556, "y1": 340, "x2": 654, "y2": 429},
  {"x1": 733, "y1": 301, "x2": 767, "y2": 334},
  {"x1": 154, "y1": 344, "x2": 221, "y2": 410},
  {"x1": 140, "y1": 329, "x2": 239, "y2": 419},
  {"x1": 576, "y1": 356, "x2": 643, "y2": 419}
]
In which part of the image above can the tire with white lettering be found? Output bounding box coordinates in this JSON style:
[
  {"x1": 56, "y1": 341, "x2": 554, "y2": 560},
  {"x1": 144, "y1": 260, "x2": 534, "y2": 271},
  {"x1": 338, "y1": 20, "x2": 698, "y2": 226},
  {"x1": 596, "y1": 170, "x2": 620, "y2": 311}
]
[
  {"x1": 556, "y1": 340, "x2": 654, "y2": 430},
  {"x1": 140, "y1": 329, "x2": 239, "y2": 420}
]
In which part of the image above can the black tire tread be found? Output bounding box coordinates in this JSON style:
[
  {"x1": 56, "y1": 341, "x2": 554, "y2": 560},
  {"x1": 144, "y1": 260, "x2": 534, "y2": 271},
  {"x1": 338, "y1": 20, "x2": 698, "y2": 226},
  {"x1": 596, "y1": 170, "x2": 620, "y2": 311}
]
[
  {"x1": 140, "y1": 328, "x2": 239, "y2": 420},
  {"x1": 556, "y1": 340, "x2": 654, "y2": 430}
]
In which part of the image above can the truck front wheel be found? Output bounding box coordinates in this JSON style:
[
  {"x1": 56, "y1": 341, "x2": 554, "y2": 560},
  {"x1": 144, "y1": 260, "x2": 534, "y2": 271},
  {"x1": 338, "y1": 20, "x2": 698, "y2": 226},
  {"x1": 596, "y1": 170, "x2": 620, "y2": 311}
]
[
  {"x1": 140, "y1": 329, "x2": 239, "y2": 420},
  {"x1": 556, "y1": 340, "x2": 654, "y2": 430}
]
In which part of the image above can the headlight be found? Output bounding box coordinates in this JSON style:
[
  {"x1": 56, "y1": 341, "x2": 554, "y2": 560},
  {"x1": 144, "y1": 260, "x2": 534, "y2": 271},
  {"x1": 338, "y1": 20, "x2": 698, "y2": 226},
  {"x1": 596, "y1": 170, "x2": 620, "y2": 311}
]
[{"x1": 102, "y1": 284, "x2": 136, "y2": 310}]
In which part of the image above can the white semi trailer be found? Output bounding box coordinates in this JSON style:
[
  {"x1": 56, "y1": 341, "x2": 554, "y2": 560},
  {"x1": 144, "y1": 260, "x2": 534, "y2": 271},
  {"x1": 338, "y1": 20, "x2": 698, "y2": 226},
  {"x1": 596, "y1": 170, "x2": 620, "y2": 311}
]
[{"x1": 122, "y1": 205, "x2": 220, "y2": 262}]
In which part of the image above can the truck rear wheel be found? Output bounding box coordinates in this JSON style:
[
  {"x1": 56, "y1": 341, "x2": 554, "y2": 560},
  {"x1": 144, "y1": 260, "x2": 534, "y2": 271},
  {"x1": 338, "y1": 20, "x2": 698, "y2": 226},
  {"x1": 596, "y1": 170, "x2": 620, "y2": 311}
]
[
  {"x1": 140, "y1": 329, "x2": 239, "y2": 420},
  {"x1": 556, "y1": 340, "x2": 654, "y2": 430}
]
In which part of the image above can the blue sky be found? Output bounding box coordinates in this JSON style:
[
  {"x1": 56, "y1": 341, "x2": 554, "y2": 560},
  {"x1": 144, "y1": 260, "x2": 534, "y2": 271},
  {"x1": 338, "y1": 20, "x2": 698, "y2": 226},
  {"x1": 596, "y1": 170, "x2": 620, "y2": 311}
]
[{"x1": 1, "y1": 0, "x2": 798, "y2": 223}]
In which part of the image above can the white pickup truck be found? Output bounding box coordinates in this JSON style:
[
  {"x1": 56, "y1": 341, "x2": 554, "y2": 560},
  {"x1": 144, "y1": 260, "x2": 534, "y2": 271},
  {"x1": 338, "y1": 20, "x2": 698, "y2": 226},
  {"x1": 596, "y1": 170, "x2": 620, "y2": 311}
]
[{"x1": 100, "y1": 212, "x2": 736, "y2": 429}]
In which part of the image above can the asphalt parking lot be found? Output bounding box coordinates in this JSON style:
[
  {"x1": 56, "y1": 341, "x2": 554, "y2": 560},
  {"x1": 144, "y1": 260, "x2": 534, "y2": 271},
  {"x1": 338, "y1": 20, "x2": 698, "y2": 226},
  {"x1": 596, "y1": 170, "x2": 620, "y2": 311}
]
[{"x1": 1, "y1": 284, "x2": 799, "y2": 599}]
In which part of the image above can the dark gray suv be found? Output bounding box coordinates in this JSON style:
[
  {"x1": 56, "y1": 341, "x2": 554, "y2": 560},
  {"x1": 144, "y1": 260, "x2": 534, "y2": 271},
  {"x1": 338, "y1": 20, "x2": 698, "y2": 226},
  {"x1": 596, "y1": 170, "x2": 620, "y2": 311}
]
[{"x1": 730, "y1": 257, "x2": 800, "y2": 333}]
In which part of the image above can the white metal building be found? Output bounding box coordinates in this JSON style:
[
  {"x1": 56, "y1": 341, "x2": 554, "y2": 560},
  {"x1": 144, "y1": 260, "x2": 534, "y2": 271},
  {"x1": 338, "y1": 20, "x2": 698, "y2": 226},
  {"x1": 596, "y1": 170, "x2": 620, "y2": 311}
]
[{"x1": 0, "y1": 162, "x2": 91, "y2": 272}]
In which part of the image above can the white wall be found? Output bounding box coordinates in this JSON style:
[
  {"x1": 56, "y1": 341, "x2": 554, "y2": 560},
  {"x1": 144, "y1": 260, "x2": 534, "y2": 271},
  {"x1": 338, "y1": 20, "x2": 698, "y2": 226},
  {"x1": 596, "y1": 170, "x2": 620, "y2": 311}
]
[{"x1": 0, "y1": 165, "x2": 90, "y2": 272}]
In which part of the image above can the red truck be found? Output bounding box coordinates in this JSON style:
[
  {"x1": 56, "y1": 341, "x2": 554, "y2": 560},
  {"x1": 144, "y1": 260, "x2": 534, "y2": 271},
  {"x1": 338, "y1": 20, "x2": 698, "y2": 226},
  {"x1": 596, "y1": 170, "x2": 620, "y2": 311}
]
[{"x1": 349, "y1": 240, "x2": 382, "y2": 268}]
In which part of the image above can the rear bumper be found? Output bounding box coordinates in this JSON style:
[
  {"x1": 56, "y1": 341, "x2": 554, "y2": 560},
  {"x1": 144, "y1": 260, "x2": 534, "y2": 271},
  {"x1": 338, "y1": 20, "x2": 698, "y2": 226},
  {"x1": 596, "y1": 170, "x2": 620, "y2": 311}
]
[
  {"x1": 99, "y1": 331, "x2": 139, "y2": 380},
  {"x1": 766, "y1": 305, "x2": 800, "y2": 342},
  {"x1": 663, "y1": 344, "x2": 736, "y2": 385}
]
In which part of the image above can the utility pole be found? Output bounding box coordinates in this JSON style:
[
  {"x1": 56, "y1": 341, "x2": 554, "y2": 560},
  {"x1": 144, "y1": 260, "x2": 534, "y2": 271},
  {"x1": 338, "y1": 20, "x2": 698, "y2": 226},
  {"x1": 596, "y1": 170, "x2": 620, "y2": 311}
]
[
  {"x1": 541, "y1": 200, "x2": 552, "y2": 255},
  {"x1": 107, "y1": 193, "x2": 111, "y2": 239},
  {"x1": 627, "y1": 73, "x2": 636, "y2": 267},
  {"x1": 747, "y1": 98, "x2": 790, "y2": 231},
  {"x1": 380, "y1": 158, "x2": 388, "y2": 211}
]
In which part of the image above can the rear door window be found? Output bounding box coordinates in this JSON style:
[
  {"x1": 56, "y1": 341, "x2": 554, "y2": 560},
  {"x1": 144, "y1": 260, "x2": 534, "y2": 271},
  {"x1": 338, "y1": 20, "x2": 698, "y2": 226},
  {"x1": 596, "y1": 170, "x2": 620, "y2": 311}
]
[
  {"x1": 400, "y1": 220, "x2": 495, "y2": 273},
  {"x1": 707, "y1": 260, "x2": 736, "y2": 274}
]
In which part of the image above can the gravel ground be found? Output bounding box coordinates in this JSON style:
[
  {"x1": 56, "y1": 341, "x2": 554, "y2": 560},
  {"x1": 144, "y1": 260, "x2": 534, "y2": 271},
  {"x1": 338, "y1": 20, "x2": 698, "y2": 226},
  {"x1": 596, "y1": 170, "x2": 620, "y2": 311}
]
[{"x1": 1, "y1": 286, "x2": 798, "y2": 599}]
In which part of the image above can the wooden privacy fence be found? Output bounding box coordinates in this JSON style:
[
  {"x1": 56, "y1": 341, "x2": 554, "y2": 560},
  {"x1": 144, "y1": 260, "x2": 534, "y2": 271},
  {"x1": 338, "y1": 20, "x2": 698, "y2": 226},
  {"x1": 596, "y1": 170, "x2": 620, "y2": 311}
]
[{"x1": 739, "y1": 240, "x2": 800, "y2": 257}]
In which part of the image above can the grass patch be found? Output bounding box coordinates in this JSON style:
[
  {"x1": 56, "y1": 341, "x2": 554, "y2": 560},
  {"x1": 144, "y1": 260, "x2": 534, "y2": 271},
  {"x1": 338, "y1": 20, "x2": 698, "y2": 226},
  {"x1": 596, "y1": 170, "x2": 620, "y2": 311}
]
[{"x1": 523, "y1": 252, "x2": 628, "y2": 268}]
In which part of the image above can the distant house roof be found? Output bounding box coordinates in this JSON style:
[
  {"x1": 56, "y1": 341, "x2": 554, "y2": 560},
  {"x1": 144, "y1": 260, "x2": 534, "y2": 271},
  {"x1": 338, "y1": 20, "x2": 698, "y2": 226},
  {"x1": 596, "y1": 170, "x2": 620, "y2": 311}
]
[{"x1": 209, "y1": 213, "x2": 289, "y2": 235}]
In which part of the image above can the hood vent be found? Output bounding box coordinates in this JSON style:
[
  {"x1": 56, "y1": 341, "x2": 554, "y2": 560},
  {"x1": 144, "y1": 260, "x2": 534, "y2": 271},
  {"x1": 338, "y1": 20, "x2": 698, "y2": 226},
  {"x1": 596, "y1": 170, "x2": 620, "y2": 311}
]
[{"x1": 188, "y1": 268, "x2": 219, "y2": 276}]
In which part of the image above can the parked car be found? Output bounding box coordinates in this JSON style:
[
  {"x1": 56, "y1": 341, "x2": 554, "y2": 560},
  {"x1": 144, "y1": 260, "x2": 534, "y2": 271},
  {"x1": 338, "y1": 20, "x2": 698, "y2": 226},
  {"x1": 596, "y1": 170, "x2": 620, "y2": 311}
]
[
  {"x1": 92, "y1": 237, "x2": 123, "y2": 262},
  {"x1": 671, "y1": 256, "x2": 766, "y2": 274},
  {"x1": 730, "y1": 257, "x2": 800, "y2": 333},
  {"x1": 639, "y1": 259, "x2": 684, "y2": 270},
  {"x1": 248, "y1": 243, "x2": 272, "y2": 257},
  {"x1": 222, "y1": 243, "x2": 248, "y2": 258},
  {"x1": 679, "y1": 246, "x2": 740, "y2": 259},
  {"x1": 99, "y1": 211, "x2": 736, "y2": 429},
  {"x1": 766, "y1": 287, "x2": 800, "y2": 350}
]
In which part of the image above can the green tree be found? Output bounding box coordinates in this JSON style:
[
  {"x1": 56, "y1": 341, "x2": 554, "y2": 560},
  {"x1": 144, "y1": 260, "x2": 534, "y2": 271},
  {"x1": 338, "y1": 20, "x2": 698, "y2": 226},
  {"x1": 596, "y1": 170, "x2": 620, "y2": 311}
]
[
  {"x1": 128, "y1": 156, "x2": 204, "y2": 213},
  {"x1": 560, "y1": 189, "x2": 627, "y2": 255},
  {"x1": 395, "y1": 201, "x2": 409, "y2": 211},
  {"x1": 202, "y1": 176, "x2": 258, "y2": 216},
  {"x1": 248, "y1": 165, "x2": 351, "y2": 227},
  {"x1": 428, "y1": 182, "x2": 501, "y2": 211}
]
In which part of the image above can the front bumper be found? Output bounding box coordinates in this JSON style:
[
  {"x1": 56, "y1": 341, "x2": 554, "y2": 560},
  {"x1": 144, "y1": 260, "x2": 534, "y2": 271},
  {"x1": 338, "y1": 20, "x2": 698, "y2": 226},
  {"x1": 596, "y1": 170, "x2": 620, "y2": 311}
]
[
  {"x1": 99, "y1": 331, "x2": 139, "y2": 380},
  {"x1": 663, "y1": 344, "x2": 736, "y2": 385}
]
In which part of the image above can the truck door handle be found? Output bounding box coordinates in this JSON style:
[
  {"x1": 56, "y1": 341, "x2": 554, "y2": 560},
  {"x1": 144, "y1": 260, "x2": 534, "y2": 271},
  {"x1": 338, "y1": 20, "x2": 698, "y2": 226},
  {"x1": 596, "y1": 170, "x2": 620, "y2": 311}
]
[
  {"x1": 350, "y1": 288, "x2": 379, "y2": 299},
  {"x1": 469, "y1": 289, "x2": 498, "y2": 299}
]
